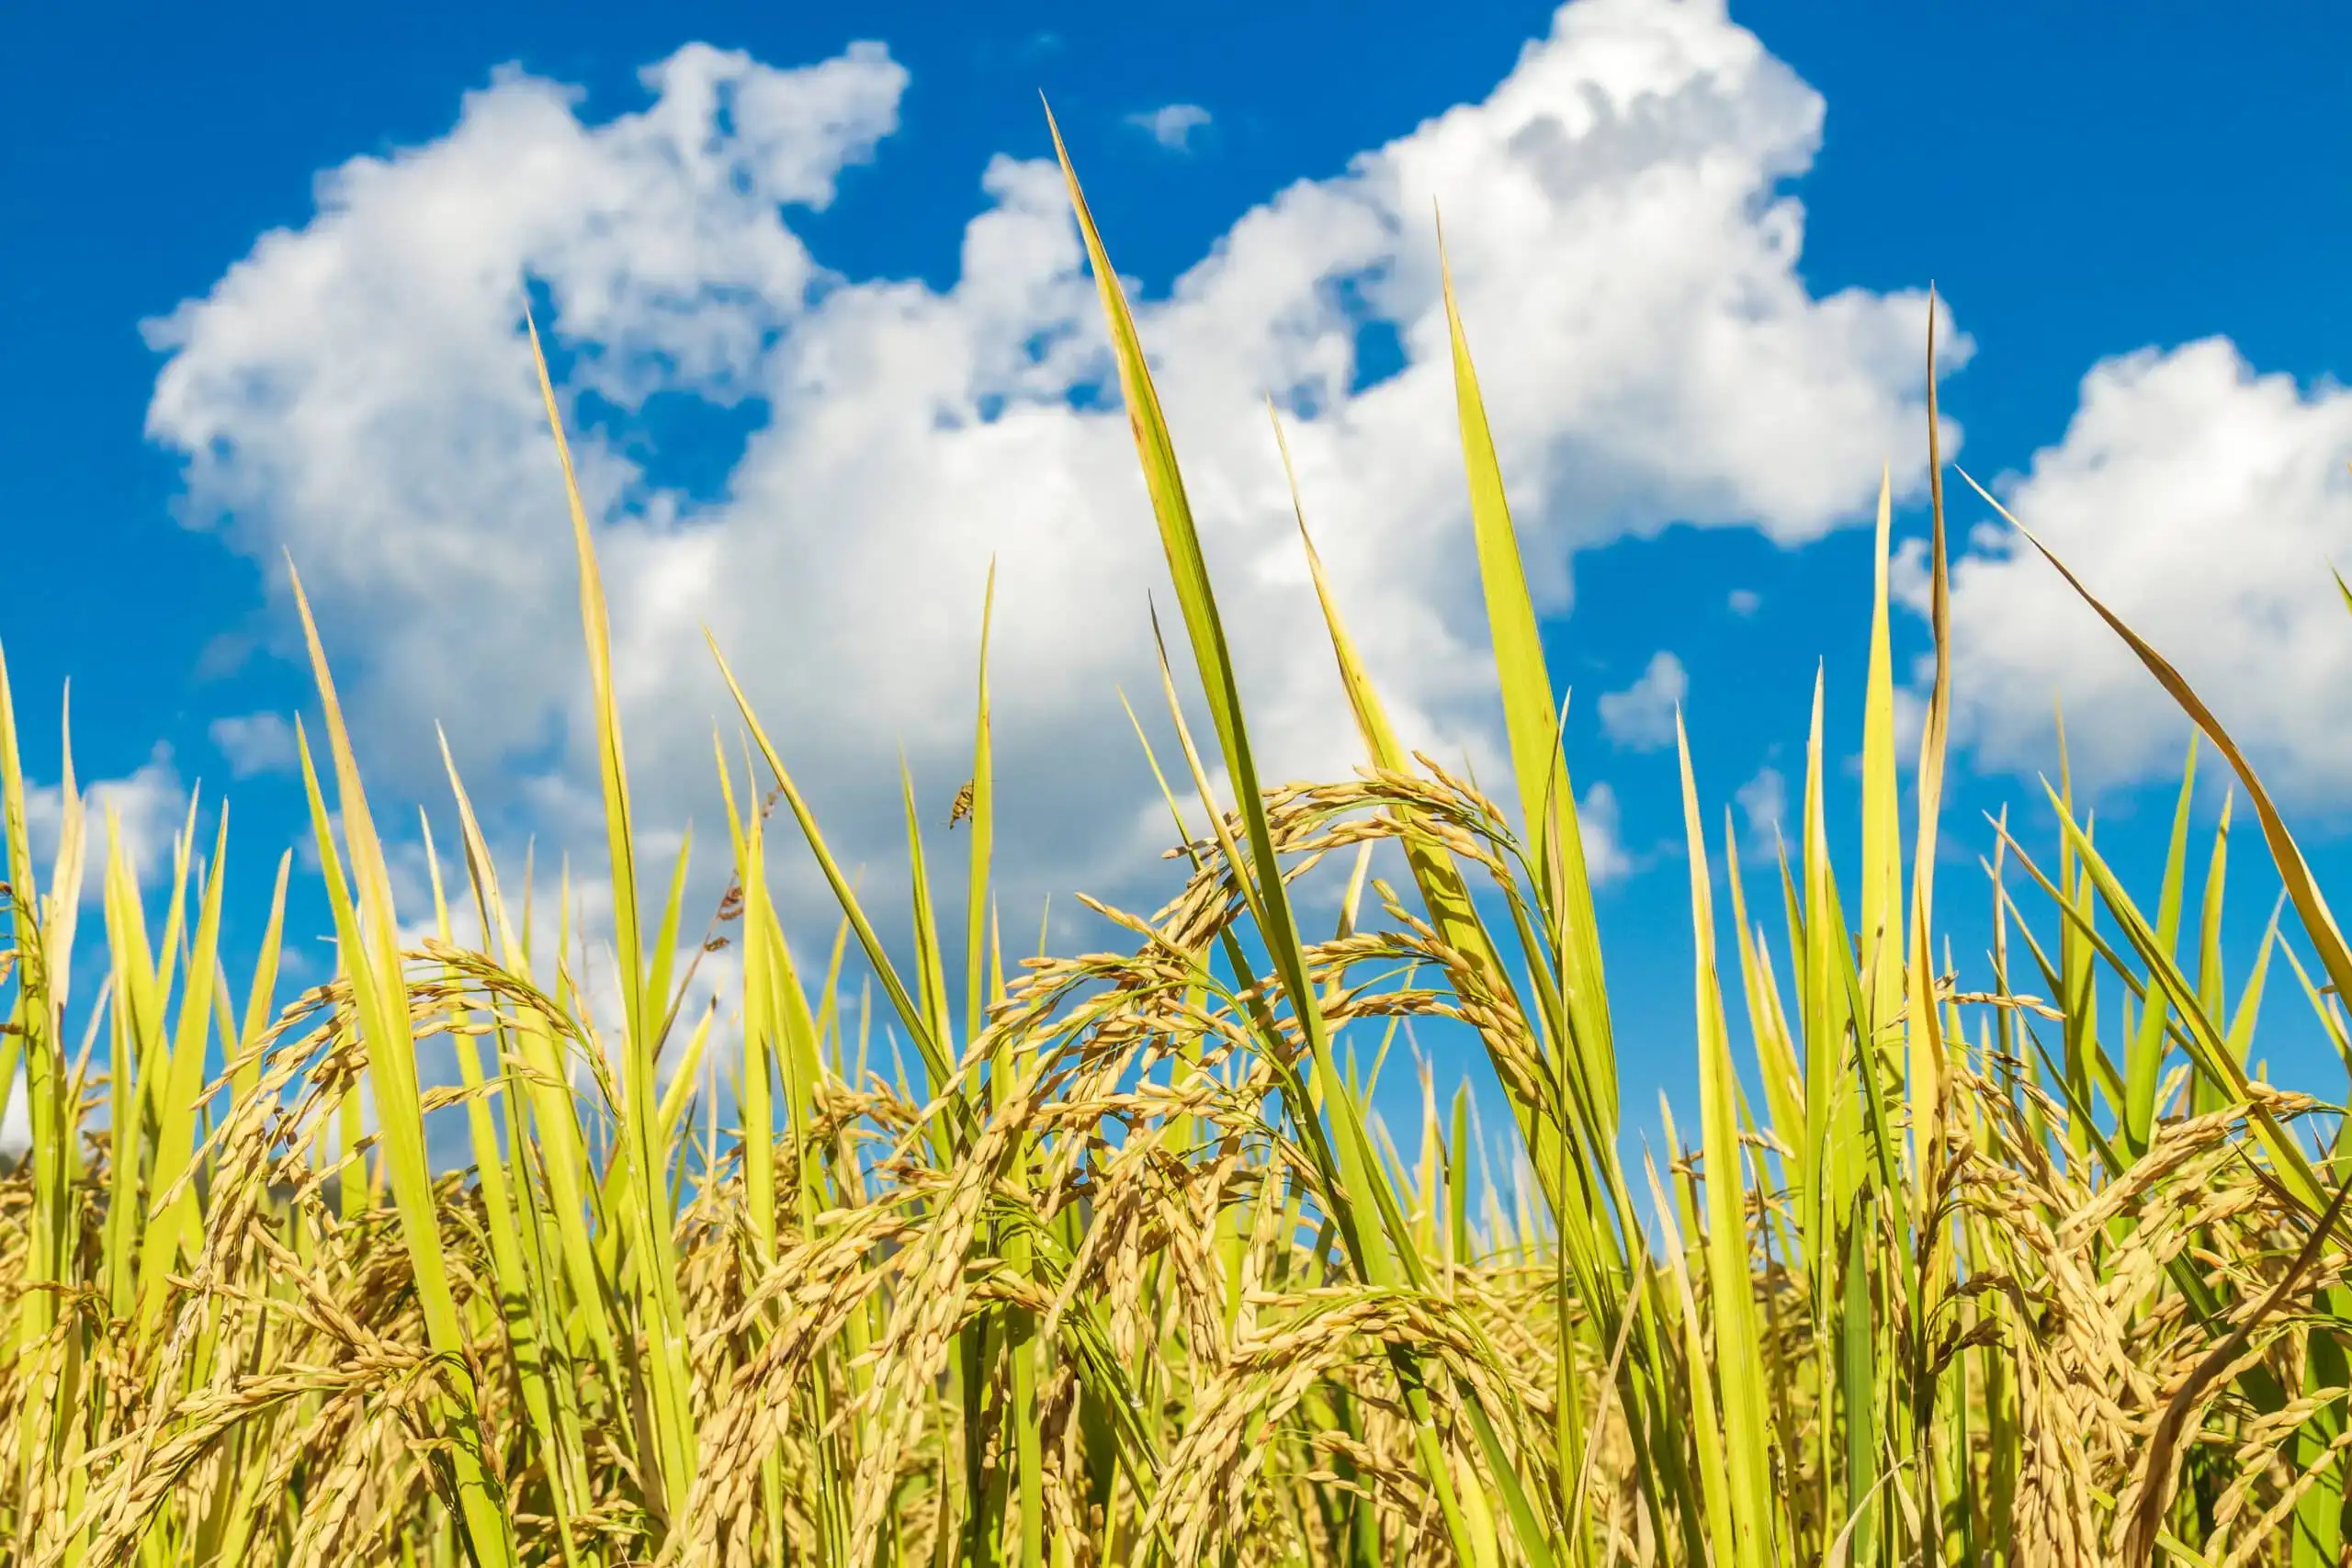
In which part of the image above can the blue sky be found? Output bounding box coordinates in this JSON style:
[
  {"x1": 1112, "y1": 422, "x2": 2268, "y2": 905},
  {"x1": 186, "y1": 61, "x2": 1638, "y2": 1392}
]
[{"x1": 9, "y1": 0, "x2": 2352, "y2": 1141}]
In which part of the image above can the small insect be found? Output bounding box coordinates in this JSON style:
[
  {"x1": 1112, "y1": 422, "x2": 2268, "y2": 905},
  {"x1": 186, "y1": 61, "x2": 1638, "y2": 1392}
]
[{"x1": 947, "y1": 779, "x2": 976, "y2": 829}]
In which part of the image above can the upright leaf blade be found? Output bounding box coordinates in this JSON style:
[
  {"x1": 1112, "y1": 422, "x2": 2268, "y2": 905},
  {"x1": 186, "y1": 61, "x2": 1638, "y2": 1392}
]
[{"x1": 1440, "y1": 234, "x2": 1615, "y2": 1123}]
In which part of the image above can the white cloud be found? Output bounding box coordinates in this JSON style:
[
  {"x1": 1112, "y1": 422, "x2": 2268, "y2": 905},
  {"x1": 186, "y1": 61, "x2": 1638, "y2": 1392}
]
[
  {"x1": 1727, "y1": 587, "x2": 1760, "y2": 615},
  {"x1": 21, "y1": 746, "x2": 188, "y2": 906},
  {"x1": 1599, "y1": 650, "x2": 1687, "y2": 750},
  {"x1": 1940, "y1": 338, "x2": 2352, "y2": 797},
  {"x1": 1577, "y1": 781, "x2": 1633, "y2": 886},
  {"x1": 1127, "y1": 103, "x2": 1212, "y2": 152},
  {"x1": 210, "y1": 710, "x2": 300, "y2": 777},
  {"x1": 144, "y1": 0, "x2": 1958, "y2": 945},
  {"x1": 1734, "y1": 762, "x2": 1785, "y2": 859}
]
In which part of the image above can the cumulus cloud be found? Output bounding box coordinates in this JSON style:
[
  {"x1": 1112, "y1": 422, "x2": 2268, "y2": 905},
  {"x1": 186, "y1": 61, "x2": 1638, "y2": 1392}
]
[
  {"x1": 143, "y1": 0, "x2": 1957, "y2": 946},
  {"x1": 1727, "y1": 587, "x2": 1760, "y2": 615},
  {"x1": 21, "y1": 747, "x2": 187, "y2": 906},
  {"x1": 210, "y1": 711, "x2": 300, "y2": 777},
  {"x1": 1577, "y1": 782, "x2": 1634, "y2": 885},
  {"x1": 1599, "y1": 650, "x2": 1687, "y2": 750},
  {"x1": 1734, "y1": 763, "x2": 1785, "y2": 859},
  {"x1": 1940, "y1": 338, "x2": 2352, "y2": 797},
  {"x1": 1127, "y1": 103, "x2": 1212, "y2": 152}
]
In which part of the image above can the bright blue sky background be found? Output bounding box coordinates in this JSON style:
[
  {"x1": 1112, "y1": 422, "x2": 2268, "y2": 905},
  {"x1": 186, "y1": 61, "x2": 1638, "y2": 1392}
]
[{"x1": 8, "y1": 0, "x2": 2352, "y2": 1143}]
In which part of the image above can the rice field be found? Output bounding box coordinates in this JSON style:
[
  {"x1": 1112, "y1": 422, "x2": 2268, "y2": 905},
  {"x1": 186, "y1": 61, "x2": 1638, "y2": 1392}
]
[{"x1": 8, "y1": 131, "x2": 2352, "y2": 1568}]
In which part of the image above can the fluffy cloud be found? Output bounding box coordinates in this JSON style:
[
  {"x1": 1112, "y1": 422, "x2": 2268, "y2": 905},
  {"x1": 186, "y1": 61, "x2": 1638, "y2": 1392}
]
[
  {"x1": 1941, "y1": 338, "x2": 2352, "y2": 797},
  {"x1": 144, "y1": 0, "x2": 1956, "y2": 944},
  {"x1": 1577, "y1": 782, "x2": 1634, "y2": 885},
  {"x1": 1599, "y1": 650, "x2": 1688, "y2": 750},
  {"x1": 1734, "y1": 762, "x2": 1785, "y2": 859},
  {"x1": 1128, "y1": 103, "x2": 1212, "y2": 152},
  {"x1": 209, "y1": 711, "x2": 300, "y2": 777},
  {"x1": 22, "y1": 747, "x2": 187, "y2": 907}
]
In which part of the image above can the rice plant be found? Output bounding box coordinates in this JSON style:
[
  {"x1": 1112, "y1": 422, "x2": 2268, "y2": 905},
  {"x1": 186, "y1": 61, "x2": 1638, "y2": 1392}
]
[{"x1": 6, "y1": 130, "x2": 2352, "y2": 1568}]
